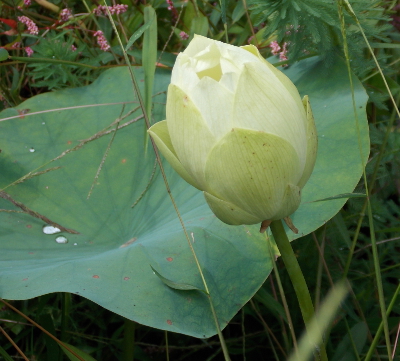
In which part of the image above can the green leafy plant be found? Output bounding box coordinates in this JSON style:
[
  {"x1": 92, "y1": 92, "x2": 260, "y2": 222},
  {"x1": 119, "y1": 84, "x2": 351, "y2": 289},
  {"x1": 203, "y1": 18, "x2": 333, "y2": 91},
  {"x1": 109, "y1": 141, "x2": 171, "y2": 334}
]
[
  {"x1": 247, "y1": 0, "x2": 394, "y2": 75},
  {"x1": 28, "y1": 30, "x2": 92, "y2": 89}
]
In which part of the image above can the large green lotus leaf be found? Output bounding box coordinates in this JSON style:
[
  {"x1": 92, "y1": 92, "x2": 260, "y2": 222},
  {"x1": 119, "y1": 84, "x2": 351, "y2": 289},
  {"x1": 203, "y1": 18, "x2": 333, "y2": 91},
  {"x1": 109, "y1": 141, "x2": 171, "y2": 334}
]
[
  {"x1": 282, "y1": 56, "x2": 369, "y2": 240},
  {"x1": 0, "y1": 55, "x2": 369, "y2": 338},
  {"x1": 0, "y1": 67, "x2": 271, "y2": 338}
]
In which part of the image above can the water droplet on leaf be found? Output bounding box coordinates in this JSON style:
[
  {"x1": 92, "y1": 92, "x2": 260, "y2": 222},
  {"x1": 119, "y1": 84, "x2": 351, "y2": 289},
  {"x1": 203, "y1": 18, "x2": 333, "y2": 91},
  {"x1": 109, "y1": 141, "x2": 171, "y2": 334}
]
[
  {"x1": 43, "y1": 225, "x2": 61, "y2": 234},
  {"x1": 55, "y1": 236, "x2": 68, "y2": 244}
]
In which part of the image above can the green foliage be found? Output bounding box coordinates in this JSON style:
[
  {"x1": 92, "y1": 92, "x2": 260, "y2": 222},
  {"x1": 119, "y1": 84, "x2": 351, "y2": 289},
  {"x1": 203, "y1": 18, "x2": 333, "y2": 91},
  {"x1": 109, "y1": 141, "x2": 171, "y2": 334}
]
[
  {"x1": 247, "y1": 0, "x2": 393, "y2": 76},
  {"x1": 0, "y1": 0, "x2": 399, "y2": 360},
  {"x1": 28, "y1": 31, "x2": 90, "y2": 89},
  {"x1": 0, "y1": 55, "x2": 369, "y2": 339},
  {"x1": 0, "y1": 47, "x2": 9, "y2": 61}
]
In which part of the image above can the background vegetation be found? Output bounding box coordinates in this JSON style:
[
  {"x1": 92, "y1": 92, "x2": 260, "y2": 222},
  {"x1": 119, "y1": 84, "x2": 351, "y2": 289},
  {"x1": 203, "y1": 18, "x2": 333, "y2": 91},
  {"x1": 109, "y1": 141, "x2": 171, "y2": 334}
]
[{"x1": 0, "y1": 0, "x2": 399, "y2": 360}]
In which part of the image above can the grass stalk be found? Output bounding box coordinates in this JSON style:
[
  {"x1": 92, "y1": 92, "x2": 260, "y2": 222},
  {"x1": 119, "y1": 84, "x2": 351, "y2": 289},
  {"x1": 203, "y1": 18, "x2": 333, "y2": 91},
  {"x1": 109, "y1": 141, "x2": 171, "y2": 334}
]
[
  {"x1": 60, "y1": 293, "x2": 71, "y2": 344},
  {"x1": 267, "y1": 236, "x2": 298, "y2": 356},
  {"x1": 104, "y1": 5, "x2": 231, "y2": 359},
  {"x1": 364, "y1": 283, "x2": 400, "y2": 361},
  {"x1": 338, "y1": 2, "x2": 393, "y2": 358}
]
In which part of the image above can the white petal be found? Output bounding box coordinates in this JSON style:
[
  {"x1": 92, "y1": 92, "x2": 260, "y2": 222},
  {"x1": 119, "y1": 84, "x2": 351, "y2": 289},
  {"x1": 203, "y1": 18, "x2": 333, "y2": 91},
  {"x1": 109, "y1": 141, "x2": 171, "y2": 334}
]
[
  {"x1": 219, "y1": 71, "x2": 239, "y2": 92},
  {"x1": 189, "y1": 76, "x2": 234, "y2": 139},
  {"x1": 191, "y1": 42, "x2": 221, "y2": 77},
  {"x1": 183, "y1": 34, "x2": 216, "y2": 57},
  {"x1": 242, "y1": 44, "x2": 307, "y2": 128},
  {"x1": 220, "y1": 45, "x2": 259, "y2": 66},
  {"x1": 171, "y1": 54, "x2": 200, "y2": 93}
]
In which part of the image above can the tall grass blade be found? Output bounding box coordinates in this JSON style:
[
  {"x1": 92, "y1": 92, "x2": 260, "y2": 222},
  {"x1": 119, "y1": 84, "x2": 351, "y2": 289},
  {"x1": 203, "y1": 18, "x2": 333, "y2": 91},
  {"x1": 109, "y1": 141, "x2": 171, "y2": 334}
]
[
  {"x1": 125, "y1": 16, "x2": 155, "y2": 51},
  {"x1": 338, "y1": 1, "x2": 394, "y2": 358},
  {"x1": 364, "y1": 283, "x2": 400, "y2": 361},
  {"x1": 287, "y1": 282, "x2": 348, "y2": 361},
  {"x1": 143, "y1": 6, "x2": 158, "y2": 150},
  {"x1": 104, "y1": 4, "x2": 231, "y2": 358}
]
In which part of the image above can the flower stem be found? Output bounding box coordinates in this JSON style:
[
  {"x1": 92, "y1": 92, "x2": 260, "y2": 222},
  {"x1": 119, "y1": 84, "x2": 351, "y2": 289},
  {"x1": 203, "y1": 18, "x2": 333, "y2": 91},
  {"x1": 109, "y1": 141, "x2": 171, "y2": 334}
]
[{"x1": 270, "y1": 220, "x2": 328, "y2": 361}]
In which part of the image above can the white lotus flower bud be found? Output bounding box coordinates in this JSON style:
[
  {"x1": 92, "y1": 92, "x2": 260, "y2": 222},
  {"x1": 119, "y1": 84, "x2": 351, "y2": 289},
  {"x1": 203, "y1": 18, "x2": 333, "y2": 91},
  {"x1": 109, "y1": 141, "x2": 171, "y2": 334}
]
[{"x1": 148, "y1": 35, "x2": 317, "y2": 226}]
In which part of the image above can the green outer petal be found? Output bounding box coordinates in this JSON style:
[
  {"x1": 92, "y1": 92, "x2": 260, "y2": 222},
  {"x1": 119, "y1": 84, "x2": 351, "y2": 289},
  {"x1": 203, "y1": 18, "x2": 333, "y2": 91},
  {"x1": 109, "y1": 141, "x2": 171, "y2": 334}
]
[
  {"x1": 297, "y1": 96, "x2": 318, "y2": 188},
  {"x1": 273, "y1": 183, "x2": 301, "y2": 220},
  {"x1": 232, "y1": 62, "x2": 307, "y2": 170},
  {"x1": 241, "y1": 44, "x2": 306, "y2": 127},
  {"x1": 205, "y1": 128, "x2": 302, "y2": 222},
  {"x1": 166, "y1": 84, "x2": 216, "y2": 190},
  {"x1": 148, "y1": 120, "x2": 199, "y2": 189},
  {"x1": 204, "y1": 192, "x2": 261, "y2": 225}
]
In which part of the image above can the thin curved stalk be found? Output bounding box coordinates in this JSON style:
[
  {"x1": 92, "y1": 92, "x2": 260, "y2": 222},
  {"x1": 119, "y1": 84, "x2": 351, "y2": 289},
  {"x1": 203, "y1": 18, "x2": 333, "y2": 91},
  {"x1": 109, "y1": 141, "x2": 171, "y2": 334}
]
[{"x1": 104, "y1": 4, "x2": 231, "y2": 359}]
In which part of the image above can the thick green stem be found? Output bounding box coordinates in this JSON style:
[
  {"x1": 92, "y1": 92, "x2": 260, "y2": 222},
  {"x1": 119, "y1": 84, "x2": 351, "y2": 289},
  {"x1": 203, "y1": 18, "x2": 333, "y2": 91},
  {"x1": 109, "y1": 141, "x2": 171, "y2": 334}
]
[
  {"x1": 122, "y1": 319, "x2": 135, "y2": 361},
  {"x1": 270, "y1": 220, "x2": 328, "y2": 361},
  {"x1": 61, "y1": 293, "x2": 71, "y2": 344}
]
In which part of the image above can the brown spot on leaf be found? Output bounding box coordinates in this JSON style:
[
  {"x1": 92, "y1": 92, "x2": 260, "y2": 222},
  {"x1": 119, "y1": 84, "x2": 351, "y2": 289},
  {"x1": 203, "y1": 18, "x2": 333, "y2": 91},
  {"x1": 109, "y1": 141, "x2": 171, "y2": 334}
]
[
  {"x1": 119, "y1": 237, "x2": 137, "y2": 248},
  {"x1": 18, "y1": 109, "x2": 30, "y2": 119}
]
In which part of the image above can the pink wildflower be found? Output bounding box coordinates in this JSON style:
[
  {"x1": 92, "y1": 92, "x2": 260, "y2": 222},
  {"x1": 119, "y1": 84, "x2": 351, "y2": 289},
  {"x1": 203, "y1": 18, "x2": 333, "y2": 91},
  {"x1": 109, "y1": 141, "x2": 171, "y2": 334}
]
[
  {"x1": 12, "y1": 42, "x2": 21, "y2": 49},
  {"x1": 279, "y1": 42, "x2": 289, "y2": 67},
  {"x1": 179, "y1": 31, "x2": 189, "y2": 40},
  {"x1": 279, "y1": 42, "x2": 289, "y2": 61},
  {"x1": 71, "y1": 44, "x2": 77, "y2": 52},
  {"x1": 93, "y1": 6, "x2": 103, "y2": 16},
  {"x1": 93, "y1": 4, "x2": 128, "y2": 16},
  {"x1": 166, "y1": 0, "x2": 174, "y2": 10},
  {"x1": 111, "y1": 4, "x2": 128, "y2": 14},
  {"x1": 93, "y1": 30, "x2": 110, "y2": 51},
  {"x1": 24, "y1": 0, "x2": 31, "y2": 6},
  {"x1": 269, "y1": 41, "x2": 281, "y2": 56},
  {"x1": 166, "y1": 0, "x2": 178, "y2": 20},
  {"x1": 60, "y1": 8, "x2": 72, "y2": 22},
  {"x1": 25, "y1": 47, "x2": 34, "y2": 57},
  {"x1": 18, "y1": 16, "x2": 39, "y2": 35}
]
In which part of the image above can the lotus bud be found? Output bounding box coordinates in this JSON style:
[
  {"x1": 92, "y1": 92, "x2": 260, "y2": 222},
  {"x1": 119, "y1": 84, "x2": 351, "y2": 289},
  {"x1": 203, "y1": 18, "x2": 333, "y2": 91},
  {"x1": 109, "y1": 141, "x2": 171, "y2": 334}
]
[{"x1": 148, "y1": 35, "x2": 317, "y2": 228}]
